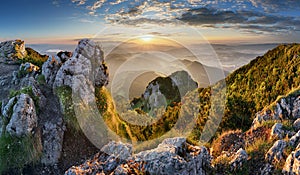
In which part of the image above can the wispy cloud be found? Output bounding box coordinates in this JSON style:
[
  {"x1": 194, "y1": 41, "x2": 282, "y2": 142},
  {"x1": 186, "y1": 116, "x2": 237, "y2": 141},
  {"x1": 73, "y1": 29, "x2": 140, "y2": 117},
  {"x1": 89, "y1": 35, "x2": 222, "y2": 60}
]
[
  {"x1": 88, "y1": 0, "x2": 107, "y2": 15},
  {"x1": 72, "y1": 0, "x2": 87, "y2": 6}
]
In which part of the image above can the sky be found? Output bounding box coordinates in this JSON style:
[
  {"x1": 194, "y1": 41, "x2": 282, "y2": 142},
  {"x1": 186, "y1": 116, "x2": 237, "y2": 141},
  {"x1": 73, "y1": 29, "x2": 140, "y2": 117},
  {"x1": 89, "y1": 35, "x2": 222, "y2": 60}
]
[{"x1": 0, "y1": 0, "x2": 300, "y2": 44}]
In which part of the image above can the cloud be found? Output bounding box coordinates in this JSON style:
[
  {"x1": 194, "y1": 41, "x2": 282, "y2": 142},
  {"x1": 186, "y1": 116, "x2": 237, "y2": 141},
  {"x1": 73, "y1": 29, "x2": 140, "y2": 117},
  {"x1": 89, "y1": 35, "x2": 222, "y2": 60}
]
[
  {"x1": 79, "y1": 19, "x2": 95, "y2": 23},
  {"x1": 72, "y1": 0, "x2": 87, "y2": 6},
  {"x1": 88, "y1": 0, "x2": 107, "y2": 15},
  {"x1": 248, "y1": 0, "x2": 300, "y2": 12},
  {"x1": 110, "y1": 0, "x2": 128, "y2": 5},
  {"x1": 177, "y1": 7, "x2": 300, "y2": 34},
  {"x1": 69, "y1": 0, "x2": 300, "y2": 35}
]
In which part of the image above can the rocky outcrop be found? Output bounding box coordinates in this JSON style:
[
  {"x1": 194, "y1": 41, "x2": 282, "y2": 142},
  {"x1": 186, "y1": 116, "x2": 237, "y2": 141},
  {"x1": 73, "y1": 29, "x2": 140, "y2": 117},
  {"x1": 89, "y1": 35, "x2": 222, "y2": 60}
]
[
  {"x1": 282, "y1": 148, "x2": 300, "y2": 175},
  {"x1": 54, "y1": 39, "x2": 108, "y2": 88},
  {"x1": 5, "y1": 93, "x2": 37, "y2": 136},
  {"x1": 42, "y1": 51, "x2": 72, "y2": 86},
  {"x1": 53, "y1": 39, "x2": 108, "y2": 103},
  {"x1": 0, "y1": 39, "x2": 26, "y2": 60},
  {"x1": 252, "y1": 94, "x2": 300, "y2": 129},
  {"x1": 270, "y1": 123, "x2": 284, "y2": 139},
  {"x1": 65, "y1": 137, "x2": 213, "y2": 175},
  {"x1": 229, "y1": 148, "x2": 248, "y2": 170},
  {"x1": 265, "y1": 140, "x2": 287, "y2": 163},
  {"x1": 293, "y1": 118, "x2": 300, "y2": 131},
  {"x1": 65, "y1": 141, "x2": 132, "y2": 175},
  {"x1": 289, "y1": 130, "x2": 300, "y2": 148}
]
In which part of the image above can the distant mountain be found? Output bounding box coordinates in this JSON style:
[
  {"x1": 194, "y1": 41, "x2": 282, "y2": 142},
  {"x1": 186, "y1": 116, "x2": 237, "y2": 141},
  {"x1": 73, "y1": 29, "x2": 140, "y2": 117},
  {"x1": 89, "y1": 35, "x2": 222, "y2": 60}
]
[{"x1": 131, "y1": 70, "x2": 198, "y2": 113}]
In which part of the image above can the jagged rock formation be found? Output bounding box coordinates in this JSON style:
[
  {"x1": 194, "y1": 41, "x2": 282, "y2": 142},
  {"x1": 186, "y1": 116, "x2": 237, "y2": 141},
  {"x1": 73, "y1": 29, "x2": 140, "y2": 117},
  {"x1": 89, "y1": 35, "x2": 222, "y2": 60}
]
[
  {"x1": 53, "y1": 39, "x2": 109, "y2": 103},
  {"x1": 252, "y1": 95, "x2": 300, "y2": 129},
  {"x1": 265, "y1": 140, "x2": 287, "y2": 164},
  {"x1": 53, "y1": 39, "x2": 108, "y2": 88},
  {"x1": 65, "y1": 137, "x2": 213, "y2": 175},
  {"x1": 283, "y1": 148, "x2": 300, "y2": 174},
  {"x1": 0, "y1": 39, "x2": 26, "y2": 60},
  {"x1": 42, "y1": 51, "x2": 72, "y2": 86}
]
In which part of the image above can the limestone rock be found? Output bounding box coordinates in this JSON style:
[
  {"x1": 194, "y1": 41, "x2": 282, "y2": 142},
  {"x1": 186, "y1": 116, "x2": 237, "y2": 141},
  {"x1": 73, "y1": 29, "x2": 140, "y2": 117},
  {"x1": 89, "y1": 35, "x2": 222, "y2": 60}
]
[
  {"x1": 265, "y1": 140, "x2": 287, "y2": 163},
  {"x1": 252, "y1": 110, "x2": 273, "y2": 129},
  {"x1": 65, "y1": 137, "x2": 213, "y2": 175},
  {"x1": 289, "y1": 130, "x2": 300, "y2": 148},
  {"x1": 42, "y1": 51, "x2": 72, "y2": 86},
  {"x1": 135, "y1": 137, "x2": 212, "y2": 175},
  {"x1": 101, "y1": 141, "x2": 133, "y2": 160},
  {"x1": 260, "y1": 163, "x2": 274, "y2": 175},
  {"x1": 40, "y1": 119, "x2": 65, "y2": 165},
  {"x1": 229, "y1": 148, "x2": 248, "y2": 170},
  {"x1": 0, "y1": 39, "x2": 26, "y2": 59},
  {"x1": 293, "y1": 118, "x2": 300, "y2": 131},
  {"x1": 53, "y1": 39, "x2": 109, "y2": 103},
  {"x1": 270, "y1": 123, "x2": 284, "y2": 139},
  {"x1": 65, "y1": 141, "x2": 132, "y2": 175},
  {"x1": 282, "y1": 149, "x2": 300, "y2": 175},
  {"x1": 6, "y1": 93, "x2": 37, "y2": 136},
  {"x1": 293, "y1": 97, "x2": 300, "y2": 119}
]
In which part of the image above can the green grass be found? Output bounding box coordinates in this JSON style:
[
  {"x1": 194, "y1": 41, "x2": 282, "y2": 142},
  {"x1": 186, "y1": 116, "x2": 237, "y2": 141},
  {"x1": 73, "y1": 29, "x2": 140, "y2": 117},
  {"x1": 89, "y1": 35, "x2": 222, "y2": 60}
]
[
  {"x1": 55, "y1": 86, "x2": 81, "y2": 132},
  {"x1": 0, "y1": 134, "x2": 42, "y2": 174},
  {"x1": 37, "y1": 74, "x2": 46, "y2": 85},
  {"x1": 9, "y1": 86, "x2": 40, "y2": 113}
]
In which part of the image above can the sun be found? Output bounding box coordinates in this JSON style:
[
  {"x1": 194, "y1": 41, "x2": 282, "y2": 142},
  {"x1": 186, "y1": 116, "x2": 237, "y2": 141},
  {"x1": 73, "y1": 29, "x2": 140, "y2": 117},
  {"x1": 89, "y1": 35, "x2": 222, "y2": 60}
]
[{"x1": 140, "y1": 35, "x2": 154, "y2": 42}]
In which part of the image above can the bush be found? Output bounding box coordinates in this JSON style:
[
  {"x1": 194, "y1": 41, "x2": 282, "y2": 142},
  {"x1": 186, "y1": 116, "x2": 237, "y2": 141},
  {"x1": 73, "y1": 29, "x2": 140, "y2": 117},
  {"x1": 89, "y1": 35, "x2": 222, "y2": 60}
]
[{"x1": 0, "y1": 134, "x2": 42, "y2": 174}]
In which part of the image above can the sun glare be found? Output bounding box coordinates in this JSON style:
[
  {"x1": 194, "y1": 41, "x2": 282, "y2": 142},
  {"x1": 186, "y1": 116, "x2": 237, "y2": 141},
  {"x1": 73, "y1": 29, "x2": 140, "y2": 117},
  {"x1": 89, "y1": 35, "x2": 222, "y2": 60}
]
[{"x1": 140, "y1": 35, "x2": 154, "y2": 42}]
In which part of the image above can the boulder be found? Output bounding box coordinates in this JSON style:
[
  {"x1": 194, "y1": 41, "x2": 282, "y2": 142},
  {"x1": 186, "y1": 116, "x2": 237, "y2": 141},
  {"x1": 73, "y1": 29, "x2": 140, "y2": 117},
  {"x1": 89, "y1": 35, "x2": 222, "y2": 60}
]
[
  {"x1": 6, "y1": 93, "x2": 37, "y2": 136},
  {"x1": 265, "y1": 140, "x2": 287, "y2": 163},
  {"x1": 20, "y1": 62, "x2": 39, "y2": 73}
]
